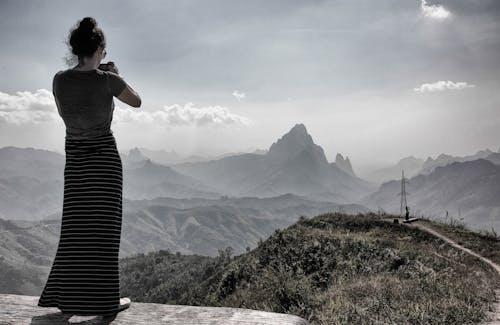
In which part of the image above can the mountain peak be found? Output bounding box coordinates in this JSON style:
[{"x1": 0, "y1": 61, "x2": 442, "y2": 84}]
[
  {"x1": 335, "y1": 153, "x2": 355, "y2": 176},
  {"x1": 289, "y1": 123, "x2": 307, "y2": 135},
  {"x1": 268, "y1": 124, "x2": 314, "y2": 153},
  {"x1": 267, "y1": 123, "x2": 327, "y2": 165}
]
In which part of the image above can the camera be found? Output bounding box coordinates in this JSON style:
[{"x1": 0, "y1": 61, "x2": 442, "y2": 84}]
[{"x1": 98, "y1": 62, "x2": 113, "y2": 71}]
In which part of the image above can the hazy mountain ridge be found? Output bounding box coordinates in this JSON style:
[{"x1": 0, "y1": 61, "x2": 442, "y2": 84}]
[
  {"x1": 361, "y1": 159, "x2": 500, "y2": 233},
  {"x1": 123, "y1": 159, "x2": 221, "y2": 200},
  {"x1": 121, "y1": 146, "x2": 268, "y2": 166},
  {"x1": 170, "y1": 124, "x2": 377, "y2": 203},
  {"x1": 0, "y1": 147, "x2": 223, "y2": 220},
  {"x1": 362, "y1": 156, "x2": 424, "y2": 183},
  {"x1": 419, "y1": 148, "x2": 497, "y2": 175},
  {"x1": 0, "y1": 192, "x2": 367, "y2": 266},
  {"x1": 0, "y1": 176, "x2": 63, "y2": 220},
  {"x1": 0, "y1": 194, "x2": 367, "y2": 295},
  {"x1": 361, "y1": 147, "x2": 500, "y2": 183},
  {"x1": 0, "y1": 123, "x2": 369, "y2": 220},
  {"x1": 0, "y1": 146, "x2": 65, "y2": 181}
]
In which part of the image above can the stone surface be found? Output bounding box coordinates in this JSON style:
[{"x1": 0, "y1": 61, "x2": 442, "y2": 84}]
[{"x1": 0, "y1": 294, "x2": 309, "y2": 325}]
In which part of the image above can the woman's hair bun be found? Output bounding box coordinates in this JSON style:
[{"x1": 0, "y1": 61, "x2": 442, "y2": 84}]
[
  {"x1": 68, "y1": 17, "x2": 105, "y2": 59},
  {"x1": 78, "y1": 17, "x2": 96, "y2": 33}
]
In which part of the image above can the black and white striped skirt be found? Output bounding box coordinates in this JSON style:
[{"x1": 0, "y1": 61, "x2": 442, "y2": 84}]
[{"x1": 37, "y1": 131, "x2": 123, "y2": 316}]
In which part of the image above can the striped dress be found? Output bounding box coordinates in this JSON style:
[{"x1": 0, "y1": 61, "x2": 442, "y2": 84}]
[{"x1": 37, "y1": 131, "x2": 123, "y2": 316}]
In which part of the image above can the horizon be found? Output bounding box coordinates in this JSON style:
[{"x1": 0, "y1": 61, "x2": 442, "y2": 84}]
[
  {"x1": 1, "y1": 0, "x2": 499, "y2": 167},
  {"x1": 1, "y1": 120, "x2": 498, "y2": 176}
]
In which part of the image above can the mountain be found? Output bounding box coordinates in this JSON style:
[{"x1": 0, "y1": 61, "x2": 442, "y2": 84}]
[
  {"x1": 0, "y1": 146, "x2": 65, "y2": 181},
  {"x1": 171, "y1": 123, "x2": 377, "y2": 203},
  {"x1": 420, "y1": 148, "x2": 496, "y2": 175},
  {"x1": 123, "y1": 159, "x2": 221, "y2": 200},
  {"x1": 1, "y1": 193, "x2": 367, "y2": 259},
  {"x1": 121, "y1": 147, "x2": 150, "y2": 169},
  {"x1": 0, "y1": 176, "x2": 63, "y2": 220},
  {"x1": 361, "y1": 147, "x2": 499, "y2": 184},
  {"x1": 361, "y1": 159, "x2": 500, "y2": 233},
  {"x1": 0, "y1": 147, "x2": 221, "y2": 220},
  {"x1": 0, "y1": 195, "x2": 367, "y2": 295},
  {"x1": 0, "y1": 147, "x2": 66, "y2": 220},
  {"x1": 335, "y1": 153, "x2": 355, "y2": 177},
  {"x1": 0, "y1": 218, "x2": 59, "y2": 294},
  {"x1": 125, "y1": 147, "x2": 268, "y2": 166},
  {"x1": 363, "y1": 156, "x2": 424, "y2": 183}
]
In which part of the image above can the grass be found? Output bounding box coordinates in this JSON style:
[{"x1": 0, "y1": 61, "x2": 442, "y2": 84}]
[{"x1": 418, "y1": 215, "x2": 500, "y2": 266}]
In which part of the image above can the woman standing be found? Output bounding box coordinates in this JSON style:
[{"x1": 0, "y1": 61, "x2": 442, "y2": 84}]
[{"x1": 37, "y1": 17, "x2": 141, "y2": 321}]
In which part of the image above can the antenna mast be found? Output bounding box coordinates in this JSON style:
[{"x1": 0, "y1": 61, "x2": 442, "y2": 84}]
[{"x1": 399, "y1": 170, "x2": 408, "y2": 219}]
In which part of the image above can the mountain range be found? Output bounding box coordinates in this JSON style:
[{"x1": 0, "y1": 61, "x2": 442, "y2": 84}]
[
  {"x1": 0, "y1": 123, "x2": 373, "y2": 220},
  {"x1": 1, "y1": 122, "x2": 499, "y2": 297},
  {"x1": 361, "y1": 159, "x2": 500, "y2": 232},
  {"x1": 0, "y1": 123, "x2": 498, "y2": 233},
  {"x1": 170, "y1": 124, "x2": 377, "y2": 203},
  {"x1": 363, "y1": 148, "x2": 500, "y2": 183},
  {"x1": 0, "y1": 193, "x2": 367, "y2": 294}
]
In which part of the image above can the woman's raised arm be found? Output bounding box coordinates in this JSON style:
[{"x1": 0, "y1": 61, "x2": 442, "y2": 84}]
[{"x1": 116, "y1": 82, "x2": 142, "y2": 108}]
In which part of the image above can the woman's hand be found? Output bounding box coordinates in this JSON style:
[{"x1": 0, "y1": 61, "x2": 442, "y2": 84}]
[{"x1": 99, "y1": 61, "x2": 120, "y2": 74}]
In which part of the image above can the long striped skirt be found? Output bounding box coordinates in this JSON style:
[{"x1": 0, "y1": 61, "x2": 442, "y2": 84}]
[{"x1": 37, "y1": 131, "x2": 123, "y2": 316}]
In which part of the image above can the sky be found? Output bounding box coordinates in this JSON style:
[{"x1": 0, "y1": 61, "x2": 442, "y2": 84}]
[{"x1": 1, "y1": 0, "x2": 499, "y2": 172}]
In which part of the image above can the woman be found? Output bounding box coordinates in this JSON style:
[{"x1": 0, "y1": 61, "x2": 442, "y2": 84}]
[{"x1": 37, "y1": 17, "x2": 141, "y2": 321}]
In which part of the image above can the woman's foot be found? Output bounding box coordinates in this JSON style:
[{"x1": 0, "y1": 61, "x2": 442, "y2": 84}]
[{"x1": 101, "y1": 297, "x2": 131, "y2": 321}]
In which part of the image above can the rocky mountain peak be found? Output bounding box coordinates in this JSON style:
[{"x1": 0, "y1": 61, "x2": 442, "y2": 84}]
[
  {"x1": 335, "y1": 153, "x2": 355, "y2": 176},
  {"x1": 268, "y1": 124, "x2": 315, "y2": 156}
]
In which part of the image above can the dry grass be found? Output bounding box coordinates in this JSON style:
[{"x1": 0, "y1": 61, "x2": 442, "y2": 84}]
[{"x1": 419, "y1": 216, "x2": 500, "y2": 266}]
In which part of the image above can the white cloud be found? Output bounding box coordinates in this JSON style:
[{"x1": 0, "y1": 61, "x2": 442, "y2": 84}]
[
  {"x1": 0, "y1": 89, "x2": 252, "y2": 128},
  {"x1": 114, "y1": 102, "x2": 252, "y2": 127},
  {"x1": 0, "y1": 89, "x2": 57, "y2": 124},
  {"x1": 232, "y1": 90, "x2": 246, "y2": 101},
  {"x1": 414, "y1": 80, "x2": 476, "y2": 92},
  {"x1": 420, "y1": 0, "x2": 451, "y2": 20}
]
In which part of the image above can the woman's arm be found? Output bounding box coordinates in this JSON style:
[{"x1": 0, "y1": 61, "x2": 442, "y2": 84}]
[
  {"x1": 116, "y1": 82, "x2": 142, "y2": 108},
  {"x1": 106, "y1": 69, "x2": 142, "y2": 108}
]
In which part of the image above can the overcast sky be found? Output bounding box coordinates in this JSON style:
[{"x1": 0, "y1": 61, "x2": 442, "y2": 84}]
[{"x1": 1, "y1": 0, "x2": 499, "y2": 171}]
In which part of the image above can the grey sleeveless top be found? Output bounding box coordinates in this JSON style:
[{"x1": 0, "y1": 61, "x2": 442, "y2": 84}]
[{"x1": 53, "y1": 68, "x2": 127, "y2": 139}]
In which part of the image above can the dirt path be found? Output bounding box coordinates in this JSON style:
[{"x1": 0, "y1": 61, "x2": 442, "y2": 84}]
[{"x1": 382, "y1": 217, "x2": 500, "y2": 324}]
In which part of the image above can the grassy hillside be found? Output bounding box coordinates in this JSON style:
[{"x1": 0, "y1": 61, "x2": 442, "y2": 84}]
[
  {"x1": 119, "y1": 212, "x2": 500, "y2": 324},
  {"x1": 418, "y1": 216, "x2": 500, "y2": 265}
]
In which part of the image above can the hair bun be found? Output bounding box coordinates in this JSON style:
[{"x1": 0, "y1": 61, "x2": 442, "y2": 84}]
[
  {"x1": 68, "y1": 16, "x2": 105, "y2": 59},
  {"x1": 79, "y1": 17, "x2": 96, "y2": 32}
]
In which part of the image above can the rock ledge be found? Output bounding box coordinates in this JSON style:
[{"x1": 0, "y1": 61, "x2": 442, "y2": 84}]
[{"x1": 0, "y1": 293, "x2": 309, "y2": 324}]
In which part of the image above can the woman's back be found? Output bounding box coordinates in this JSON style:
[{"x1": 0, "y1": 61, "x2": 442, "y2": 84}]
[
  {"x1": 53, "y1": 68, "x2": 127, "y2": 139},
  {"x1": 38, "y1": 16, "x2": 134, "y2": 320}
]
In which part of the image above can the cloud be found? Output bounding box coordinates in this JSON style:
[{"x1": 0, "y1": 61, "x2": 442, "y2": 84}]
[
  {"x1": 414, "y1": 80, "x2": 476, "y2": 92},
  {"x1": 0, "y1": 89, "x2": 57, "y2": 124},
  {"x1": 0, "y1": 89, "x2": 252, "y2": 129},
  {"x1": 420, "y1": 0, "x2": 451, "y2": 20},
  {"x1": 232, "y1": 90, "x2": 246, "y2": 101},
  {"x1": 114, "y1": 102, "x2": 252, "y2": 127}
]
